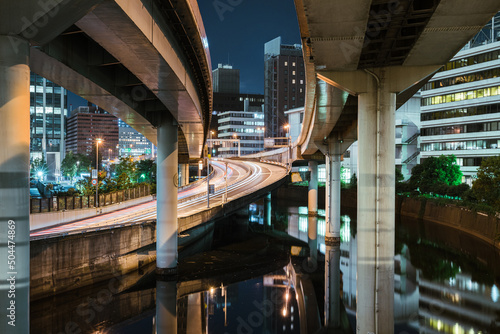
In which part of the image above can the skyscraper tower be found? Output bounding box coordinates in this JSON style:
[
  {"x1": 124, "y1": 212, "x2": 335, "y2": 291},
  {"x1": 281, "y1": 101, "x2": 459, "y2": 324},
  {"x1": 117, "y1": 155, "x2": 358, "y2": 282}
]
[
  {"x1": 29, "y1": 73, "x2": 68, "y2": 181},
  {"x1": 212, "y1": 63, "x2": 240, "y2": 94},
  {"x1": 264, "y1": 37, "x2": 305, "y2": 138}
]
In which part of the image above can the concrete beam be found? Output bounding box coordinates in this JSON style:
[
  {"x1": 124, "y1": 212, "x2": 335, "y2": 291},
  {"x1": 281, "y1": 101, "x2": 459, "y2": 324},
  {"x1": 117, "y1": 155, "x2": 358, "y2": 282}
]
[
  {"x1": 318, "y1": 65, "x2": 441, "y2": 95},
  {"x1": 404, "y1": 0, "x2": 500, "y2": 66},
  {"x1": 0, "y1": 0, "x2": 101, "y2": 44},
  {"x1": 76, "y1": 0, "x2": 205, "y2": 158}
]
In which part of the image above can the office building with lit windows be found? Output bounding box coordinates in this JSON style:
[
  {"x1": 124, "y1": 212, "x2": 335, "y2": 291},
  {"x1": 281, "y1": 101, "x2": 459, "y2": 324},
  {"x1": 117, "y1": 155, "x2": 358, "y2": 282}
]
[
  {"x1": 264, "y1": 37, "x2": 305, "y2": 138},
  {"x1": 30, "y1": 73, "x2": 68, "y2": 181},
  {"x1": 118, "y1": 119, "x2": 154, "y2": 158},
  {"x1": 217, "y1": 100, "x2": 265, "y2": 157},
  {"x1": 66, "y1": 105, "x2": 119, "y2": 160},
  {"x1": 420, "y1": 13, "x2": 500, "y2": 183}
]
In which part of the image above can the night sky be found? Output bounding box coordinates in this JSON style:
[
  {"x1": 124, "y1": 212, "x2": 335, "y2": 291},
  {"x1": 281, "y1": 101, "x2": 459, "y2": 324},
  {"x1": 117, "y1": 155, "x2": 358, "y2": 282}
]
[
  {"x1": 198, "y1": 0, "x2": 301, "y2": 94},
  {"x1": 68, "y1": 0, "x2": 301, "y2": 107}
]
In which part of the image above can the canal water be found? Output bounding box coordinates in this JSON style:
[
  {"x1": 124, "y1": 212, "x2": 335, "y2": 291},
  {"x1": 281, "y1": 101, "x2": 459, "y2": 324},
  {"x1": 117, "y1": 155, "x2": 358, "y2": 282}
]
[{"x1": 30, "y1": 192, "x2": 500, "y2": 333}]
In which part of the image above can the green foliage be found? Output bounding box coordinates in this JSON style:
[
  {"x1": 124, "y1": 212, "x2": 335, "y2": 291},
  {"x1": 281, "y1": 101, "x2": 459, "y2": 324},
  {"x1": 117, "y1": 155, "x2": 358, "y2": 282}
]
[
  {"x1": 472, "y1": 155, "x2": 500, "y2": 209},
  {"x1": 135, "y1": 159, "x2": 156, "y2": 183},
  {"x1": 349, "y1": 173, "x2": 357, "y2": 189},
  {"x1": 395, "y1": 167, "x2": 404, "y2": 183},
  {"x1": 115, "y1": 157, "x2": 135, "y2": 181},
  {"x1": 116, "y1": 172, "x2": 132, "y2": 190},
  {"x1": 409, "y1": 155, "x2": 462, "y2": 192},
  {"x1": 61, "y1": 151, "x2": 91, "y2": 182}
]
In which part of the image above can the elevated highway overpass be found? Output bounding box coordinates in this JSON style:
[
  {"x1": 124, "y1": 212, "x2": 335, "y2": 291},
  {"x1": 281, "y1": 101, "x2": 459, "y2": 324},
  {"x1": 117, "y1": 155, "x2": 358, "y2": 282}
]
[
  {"x1": 289, "y1": 0, "x2": 500, "y2": 331},
  {"x1": 1, "y1": 1, "x2": 212, "y2": 332}
]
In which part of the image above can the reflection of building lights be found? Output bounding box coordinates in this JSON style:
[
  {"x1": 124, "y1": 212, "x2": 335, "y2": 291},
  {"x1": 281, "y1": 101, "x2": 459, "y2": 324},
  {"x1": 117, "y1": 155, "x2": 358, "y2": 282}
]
[
  {"x1": 437, "y1": 320, "x2": 443, "y2": 330},
  {"x1": 285, "y1": 292, "x2": 289, "y2": 301},
  {"x1": 491, "y1": 284, "x2": 499, "y2": 302},
  {"x1": 453, "y1": 323, "x2": 463, "y2": 334},
  {"x1": 282, "y1": 308, "x2": 287, "y2": 317}
]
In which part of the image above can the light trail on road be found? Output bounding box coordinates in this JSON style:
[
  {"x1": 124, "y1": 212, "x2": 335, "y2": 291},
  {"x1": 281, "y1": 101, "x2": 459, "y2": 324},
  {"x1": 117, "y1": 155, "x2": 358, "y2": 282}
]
[{"x1": 30, "y1": 160, "x2": 286, "y2": 238}]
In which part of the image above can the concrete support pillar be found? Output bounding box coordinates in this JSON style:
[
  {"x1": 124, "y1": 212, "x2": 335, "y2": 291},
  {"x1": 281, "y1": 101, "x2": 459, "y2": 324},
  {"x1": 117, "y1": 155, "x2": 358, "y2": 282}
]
[
  {"x1": 319, "y1": 65, "x2": 438, "y2": 334},
  {"x1": 179, "y1": 163, "x2": 189, "y2": 187},
  {"x1": 325, "y1": 136, "x2": 341, "y2": 328},
  {"x1": 156, "y1": 280, "x2": 177, "y2": 334},
  {"x1": 308, "y1": 160, "x2": 318, "y2": 267},
  {"x1": 184, "y1": 163, "x2": 190, "y2": 186},
  {"x1": 156, "y1": 112, "x2": 178, "y2": 275},
  {"x1": 0, "y1": 35, "x2": 31, "y2": 334},
  {"x1": 356, "y1": 80, "x2": 395, "y2": 334},
  {"x1": 264, "y1": 192, "x2": 271, "y2": 226}
]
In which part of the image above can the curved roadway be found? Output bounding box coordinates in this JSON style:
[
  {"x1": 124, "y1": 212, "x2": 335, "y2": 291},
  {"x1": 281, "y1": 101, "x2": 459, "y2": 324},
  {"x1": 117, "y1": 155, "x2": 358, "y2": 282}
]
[{"x1": 31, "y1": 160, "x2": 286, "y2": 238}]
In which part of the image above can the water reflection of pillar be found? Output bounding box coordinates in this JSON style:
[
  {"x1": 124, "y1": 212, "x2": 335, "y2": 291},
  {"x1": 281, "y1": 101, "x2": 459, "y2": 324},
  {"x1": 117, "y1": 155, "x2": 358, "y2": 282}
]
[
  {"x1": 264, "y1": 192, "x2": 272, "y2": 226},
  {"x1": 186, "y1": 293, "x2": 203, "y2": 334},
  {"x1": 156, "y1": 280, "x2": 177, "y2": 334},
  {"x1": 325, "y1": 136, "x2": 341, "y2": 328},
  {"x1": 308, "y1": 160, "x2": 318, "y2": 267},
  {"x1": 325, "y1": 244, "x2": 341, "y2": 328}
]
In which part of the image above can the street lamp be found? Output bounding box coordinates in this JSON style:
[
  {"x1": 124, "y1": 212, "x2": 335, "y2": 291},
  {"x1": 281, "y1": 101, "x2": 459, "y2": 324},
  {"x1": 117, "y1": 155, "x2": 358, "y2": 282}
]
[
  {"x1": 283, "y1": 124, "x2": 291, "y2": 172},
  {"x1": 96, "y1": 138, "x2": 103, "y2": 208}
]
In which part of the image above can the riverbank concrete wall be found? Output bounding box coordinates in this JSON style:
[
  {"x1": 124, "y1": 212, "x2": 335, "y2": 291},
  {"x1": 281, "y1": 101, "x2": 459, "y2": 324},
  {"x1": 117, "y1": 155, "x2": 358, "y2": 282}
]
[
  {"x1": 278, "y1": 186, "x2": 499, "y2": 249},
  {"x1": 30, "y1": 221, "x2": 156, "y2": 301}
]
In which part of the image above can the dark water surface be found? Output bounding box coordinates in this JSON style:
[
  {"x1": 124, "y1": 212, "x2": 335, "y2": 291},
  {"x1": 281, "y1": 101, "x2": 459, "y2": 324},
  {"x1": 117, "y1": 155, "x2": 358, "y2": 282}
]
[{"x1": 30, "y1": 196, "x2": 500, "y2": 333}]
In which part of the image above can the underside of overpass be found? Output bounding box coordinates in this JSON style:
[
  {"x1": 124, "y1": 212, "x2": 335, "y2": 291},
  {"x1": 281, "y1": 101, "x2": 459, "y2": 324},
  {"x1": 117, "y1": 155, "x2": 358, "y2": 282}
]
[{"x1": 292, "y1": 0, "x2": 500, "y2": 332}]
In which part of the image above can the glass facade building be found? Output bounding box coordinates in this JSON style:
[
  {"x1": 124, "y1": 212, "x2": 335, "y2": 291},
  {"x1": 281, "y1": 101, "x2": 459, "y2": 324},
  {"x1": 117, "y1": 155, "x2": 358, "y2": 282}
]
[
  {"x1": 118, "y1": 119, "x2": 154, "y2": 158},
  {"x1": 30, "y1": 73, "x2": 68, "y2": 181},
  {"x1": 217, "y1": 109, "x2": 265, "y2": 157},
  {"x1": 420, "y1": 13, "x2": 500, "y2": 183}
]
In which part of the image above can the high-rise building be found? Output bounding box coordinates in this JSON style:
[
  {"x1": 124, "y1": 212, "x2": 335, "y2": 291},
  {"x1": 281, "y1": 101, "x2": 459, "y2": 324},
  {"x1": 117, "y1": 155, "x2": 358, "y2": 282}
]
[
  {"x1": 212, "y1": 64, "x2": 240, "y2": 94},
  {"x1": 420, "y1": 13, "x2": 500, "y2": 184},
  {"x1": 30, "y1": 73, "x2": 68, "y2": 181},
  {"x1": 66, "y1": 105, "x2": 119, "y2": 160},
  {"x1": 264, "y1": 37, "x2": 305, "y2": 138},
  {"x1": 217, "y1": 99, "x2": 265, "y2": 157},
  {"x1": 118, "y1": 119, "x2": 154, "y2": 158},
  {"x1": 211, "y1": 92, "x2": 264, "y2": 133}
]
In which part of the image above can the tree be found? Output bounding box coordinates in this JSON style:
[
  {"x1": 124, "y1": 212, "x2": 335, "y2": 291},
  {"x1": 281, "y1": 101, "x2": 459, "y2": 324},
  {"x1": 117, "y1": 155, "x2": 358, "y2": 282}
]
[
  {"x1": 62, "y1": 152, "x2": 91, "y2": 184},
  {"x1": 409, "y1": 155, "x2": 462, "y2": 192},
  {"x1": 114, "y1": 157, "x2": 135, "y2": 181},
  {"x1": 135, "y1": 159, "x2": 156, "y2": 183},
  {"x1": 472, "y1": 156, "x2": 500, "y2": 209},
  {"x1": 116, "y1": 172, "x2": 132, "y2": 190},
  {"x1": 349, "y1": 173, "x2": 357, "y2": 189}
]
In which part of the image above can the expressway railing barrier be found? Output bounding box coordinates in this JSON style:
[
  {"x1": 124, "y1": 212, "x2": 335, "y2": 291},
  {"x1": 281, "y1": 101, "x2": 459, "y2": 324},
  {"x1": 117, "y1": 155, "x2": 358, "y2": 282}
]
[{"x1": 30, "y1": 184, "x2": 151, "y2": 214}]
